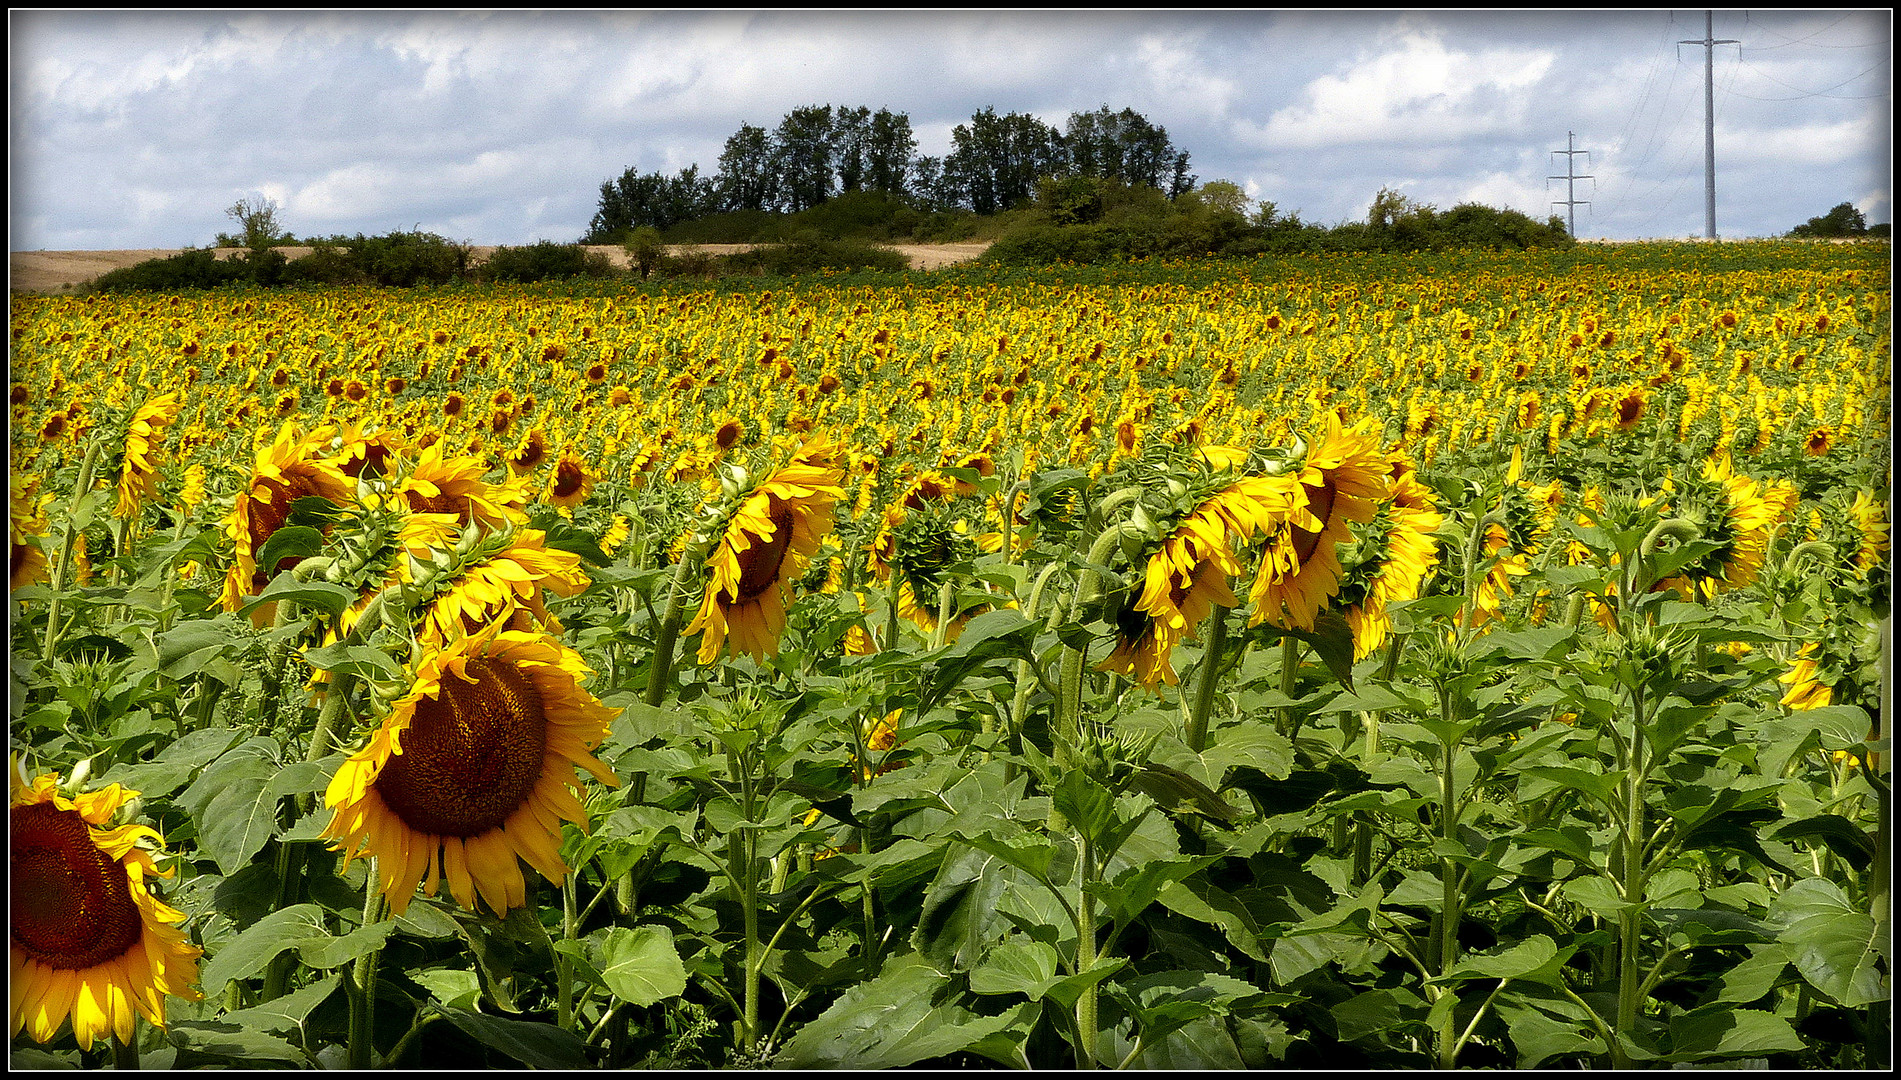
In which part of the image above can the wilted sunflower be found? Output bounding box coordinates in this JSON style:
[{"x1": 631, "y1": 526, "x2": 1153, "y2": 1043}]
[
  {"x1": 394, "y1": 441, "x2": 531, "y2": 531},
  {"x1": 114, "y1": 393, "x2": 183, "y2": 520},
  {"x1": 220, "y1": 422, "x2": 355, "y2": 617},
  {"x1": 1248, "y1": 415, "x2": 1388, "y2": 632},
  {"x1": 10, "y1": 766, "x2": 204, "y2": 1050},
  {"x1": 685, "y1": 436, "x2": 845, "y2": 664},
  {"x1": 319, "y1": 628, "x2": 620, "y2": 918}
]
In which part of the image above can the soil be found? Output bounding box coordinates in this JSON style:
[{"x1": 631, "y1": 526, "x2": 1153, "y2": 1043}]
[{"x1": 6, "y1": 241, "x2": 994, "y2": 295}]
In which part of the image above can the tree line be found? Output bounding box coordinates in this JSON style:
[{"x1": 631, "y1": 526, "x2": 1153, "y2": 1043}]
[{"x1": 582, "y1": 103, "x2": 1193, "y2": 242}]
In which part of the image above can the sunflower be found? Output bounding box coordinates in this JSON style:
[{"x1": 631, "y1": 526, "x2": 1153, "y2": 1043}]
[
  {"x1": 1247, "y1": 415, "x2": 1388, "y2": 632},
  {"x1": 1334, "y1": 458, "x2": 1443, "y2": 661},
  {"x1": 1777, "y1": 643, "x2": 1834, "y2": 711},
  {"x1": 1655, "y1": 453, "x2": 1783, "y2": 600},
  {"x1": 685, "y1": 436, "x2": 845, "y2": 664},
  {"x1": 394, "y1": 441, "x2": 531, "y2": 532},
  {"x1": 413, "y1": 529, "x2": 590, "y2": 648},
  {"x1": 1101, "y1": 466, "x2": 1298, "y2": 690},
  {"x1": 545, "y1": 455, "x2": 594, "y2": 510},
  {"x1": 10, "y1": 766, "x2": 204, "y2": 1050},
  {"x1": 319, "y1": 628, "x2": 620, "y2": 917},
  {"x1": 113, "y1": 393, "x2": 183, "y2": 520},
  {"x1": 220, "y1": 422, "x2": 354, "y2": 617},
  {"x1": 507, "y1": 427, "x2": 550, "y2": 476},
  {"x1": 334, "y1": 422, "x2": 405, "y2": 480},
  {"x1": 11, "y1": 479, "x2": 50, "y2": 591}
]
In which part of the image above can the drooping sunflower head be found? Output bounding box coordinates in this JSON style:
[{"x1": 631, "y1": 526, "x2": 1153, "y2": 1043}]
[
  {"x1": 320, "y1": 628, "x2": 620, "y2": 918},
  {"x1": 507, "y1": 427, "x2": 550, "y2": 477},
  {"x1": 115, "y1": 392, "x2": 184, "y2": 521},
  {"x1": 1654, "y1": 454, "x2": 1782, "y2": 599},
  {"x1": 889, "y1": 507, "x2": 984, "y2": 638},
  {"x1": 10, "y1": 766, "x2": 204, "y2": 1049},
  {"x1": 333, "y1": 421, "x2": 406, "y2": 480},
  {"x1": 685, "y1": 434, "x2": 846, "y2": 664},
  {"x1": 394, "y1": 440, "x2": 531, "y2": 532},
  {"x1": 220, "y1": 421, "x2": 354, "y2": 615},
  {"x1": 11, "y1": 478, "x2": 50, "y2": 592},
  {"x1": 411, "y1": 526, "x2": 590, "y2": 648},
  {"x1": 1247, "y1": 414, "x2": 1388, "y2": 631},
  {"x1": 1335, "y1": 457, "x2": 1444, "y2": 660}
]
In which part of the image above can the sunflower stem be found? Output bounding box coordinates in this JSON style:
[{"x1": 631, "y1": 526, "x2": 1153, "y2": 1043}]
[
  {"x1": 111, "y1": 1027, "x2": 140, "y2": 1071},
  {"x1": 557, "y1": 875, "x2": 579, "y2": 1032},
  {"x1": 1185, "y1": 604, "x2": 1231, "y2": 753},
  {"x1": 1276, "y1": 633, "x2": 1301, "y2": 739},
  {"x1": 930, "y1": 579, "x2": 955, "y2": 649},
  {"x1": 41, "y1": 438, "x2": 105, "y2": 667},
  {"x1": 349, "y1": 856, "x2": 387, "y2": 1069},
  {"x1": 644, "y1": 532, "x2": 708, "y2": 709}
]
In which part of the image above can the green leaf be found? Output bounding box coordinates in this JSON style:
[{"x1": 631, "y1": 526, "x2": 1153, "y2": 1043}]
[
  {"x1": 437, "y1": 1006, "x2": 593, "y2": 1069},
  {"x1": 178, "y1": 736, "x2": 284, "y2": 875},
  {"x1": 165, "y1": 1021, "x2": 306, "y2": 1065},
  {"x1": 773, "y1": 953, "x2": 1022, "y2": 1069},
  {"x1": 297, "y1": 920, "x2": 396, "y2": 970},
  {"x1": 409, "y1": 967, "x2": 483, "y2": 1010},
  {"x1": 1285, "y1": 608, "x2": 1356, "y2": 692},
  {"x1": 252, "y1": 525, "x2": 325, "y2": 580},
  {"x1": 236, "y1": 574, "x2": 356, "y2": 619},
  {"x1": 1773, "y1": 814, "x2": 1877, "y2": 872},
  {"x1": 1495, "y1": 986, "x2": 1606, "y2": 1068},
  {"x1": 1445, "y1": 934, "x2": 1562, "y2": 984},
  {"x1": 915, "y1": 842, "x2": 1047, "y2": 971},
  {"x1": 1561, "y1": 875, "x2": 1635, "y2": 917},
  {"x1": 1330, "y1": 988, "x2": 1418, "y2": 1042},
  {"x1": 154, "y1": 618, "x2": 248, "y2": 678},
  {"x1": 1769, "y1": 877, "x2": 1886, "y2": 1007},
  {"x1": 103, "y1": 725, "x2": 246, "y2": 800},
  {"x1": 1714, "y1": 945, "x2": 1792, "y2": 1004},
  {"x1": 1158, "y1": 878, "x2": 1269, "y2": 962},
  {"x1": 218, "y1": 974, "x2": 340, "y2": 1033},
  {"x1": 1665, "y1": 1007, "x2": 1806, "y2": 1060},
  {"x1": 300, "y1": 642, "x2": 405, "y2": 682},
  {"x1": 596, "y1": 925, "x2": 688, "y2": 1007},
  {"x1": 199, "y1": 904, "x2": 331, "y2": 989},
  {"x1": 969, "y1": 939, "x2": 1062, "y2": 997}
]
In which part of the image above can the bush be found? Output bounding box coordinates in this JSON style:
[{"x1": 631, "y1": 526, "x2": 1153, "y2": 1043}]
[
  {"x1": 480, "y1": 241, "x2": 617, "y2": 283},
  {"x1": 280, "y1": 242, "x2": 369, "y2": 286},
  {"x1": 90, "y1": 249, "x2": 253, "y2": 292},
  {"x1": 345, "y1": 230, "x2": 472, "y2": 286},
  {"x1": 719, "y1": 236, "x2": 909, "y2": 276}
]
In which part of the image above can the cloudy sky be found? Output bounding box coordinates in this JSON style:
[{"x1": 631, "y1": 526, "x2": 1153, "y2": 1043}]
[{"x1": 9, "y1": 9, "x2": 1891, "y2": 250}]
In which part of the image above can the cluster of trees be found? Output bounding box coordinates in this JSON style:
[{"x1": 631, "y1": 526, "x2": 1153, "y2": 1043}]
[
  {"x1": 980, "y1": 182, "x2": 1574, "y2": 266},
  {"x1": 1787, "y1": 202, "x2": 1889, "y2": 239},
  {"x1": 583, "y1": 103, "x2": 1193, "y2": 242}
]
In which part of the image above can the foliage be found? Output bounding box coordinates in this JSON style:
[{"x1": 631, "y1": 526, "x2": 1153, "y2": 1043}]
[
  {"x1": 1789, "y1": 202, "x2": 1872, "y2": 239},
  {"x1": 9, "y1": 242, "x2": 1889, "y2": 1070},
  {"x1": 480, "y1": 241, "x2": 619, "y2": 284}
]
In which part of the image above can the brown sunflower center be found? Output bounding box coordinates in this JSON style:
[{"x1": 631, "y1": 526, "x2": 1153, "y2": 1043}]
[
  {"x1": 735, "y1": 498, "x2": 797, "y2": 603},
  {"x1": 551, "y1": 460, "x2": 586, "y2": 499},
  {"x1": 405, "y1": 486, "x2": 472, "y2": 521},
  {"x1": 1291, "y1": 479, "x2": 1338, "y2": 564},
  {"x1": 375, "y1": 656, "x2": 548, "y2": 838},
  {"x1": 9, "y1": 802, "x2": 144, "y2": 971}
]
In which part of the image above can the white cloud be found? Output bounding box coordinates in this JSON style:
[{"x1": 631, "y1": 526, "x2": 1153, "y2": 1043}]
[{"x1": 1255, "y1": 27, "x2": 1556, "y2": 149}]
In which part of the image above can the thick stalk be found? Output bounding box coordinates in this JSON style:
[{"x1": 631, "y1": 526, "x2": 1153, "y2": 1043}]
[
  {"x1": 348, "y1": 856, "x2": 387, "y2": 1069},
  {"x1": 42, "y1": 440, "x2": 105, "y2": 664},
  {"x1": 1185, "y1": 604, "x2": 1231, "y2": 753},
  {"x1": 645, "y1": 535, "x2": 708, "y2": 708},
  {"x1": 1009, "y1": 561, "x2": 1066, "y2": 764},
  {"x1": 111, "y1": 1026, "x2": 140, "y2": 1070},
  {"x1": 1276, "y1": 633, "x2": 1301, "y2": 738},
  {"x1": 557, "y1": 876, "x2": 579, "y2": 1032},
  {"x1": 1432, "y1": 681, "x2": 1463, "y2": 1065},
  {"x1": 1074, "y1": 830, "x2": 1099, "y2": 1070},
  {"x1": 1055, "y1": 528, "x2": 1133, "y2": 768},
  {"x1": 1612, "y1": 683, "x2": 1648, "y2": 1070}
]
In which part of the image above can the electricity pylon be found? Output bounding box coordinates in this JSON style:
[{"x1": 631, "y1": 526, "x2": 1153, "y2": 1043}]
[
  {"x1": 1548, "y1": 132, "x2": 1594, "y2": 239},
  {"x1": 1679, "y1": 11, "x2": 1741, "y2": 239}
]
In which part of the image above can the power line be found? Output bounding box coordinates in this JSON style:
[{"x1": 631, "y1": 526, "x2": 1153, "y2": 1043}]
[{"x1": 1727, "y1": 53, "x2": 1890, "y2": 100}]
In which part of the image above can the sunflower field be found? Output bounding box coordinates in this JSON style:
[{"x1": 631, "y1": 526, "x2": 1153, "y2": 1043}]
[{"x1": 7, "y1": 241, "x2": 1891, "y2": 1069}]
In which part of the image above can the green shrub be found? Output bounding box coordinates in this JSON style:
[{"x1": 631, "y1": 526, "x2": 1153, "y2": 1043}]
[
  {"x1": 280, "y1": 242, "x2": 369, "y2": 286},
  {"x1": 90, "y1": 249, "x2": 253, "y2": 292},
  {"x1": 720, "y1": 236, "x2": 909, "y2": 276},
  {"x1": 481, "y1": 240, "x2": 617, "y2": 283}
]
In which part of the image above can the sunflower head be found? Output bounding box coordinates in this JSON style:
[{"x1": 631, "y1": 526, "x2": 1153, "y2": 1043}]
[
  {"x1": 320, "y1": 627, "x2": 619, "y2": 918},
  {"x1": 10, "y1": 765, "x2": 204, "y2": 1049},
  {"x1": 545, "y1": 455, "x2": 595, "y2": 510},
  {"x1": 220, "y1": 422, "x2": 355, "y2": 616}
]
